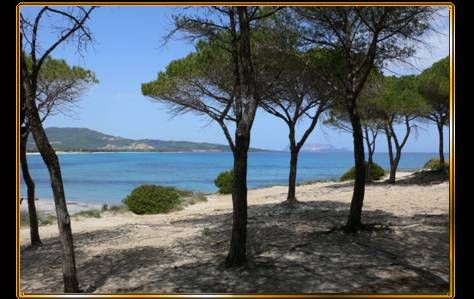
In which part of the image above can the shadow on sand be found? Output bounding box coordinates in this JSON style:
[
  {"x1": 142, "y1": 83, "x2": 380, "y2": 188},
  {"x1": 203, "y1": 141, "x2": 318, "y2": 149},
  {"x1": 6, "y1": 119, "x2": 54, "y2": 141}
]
[
  {"x1": 20, "y1": 200, "x2": 449, "y2": 294},
  {"x1": 326, "y1": 170, "x2": 449, "y2": 190}
]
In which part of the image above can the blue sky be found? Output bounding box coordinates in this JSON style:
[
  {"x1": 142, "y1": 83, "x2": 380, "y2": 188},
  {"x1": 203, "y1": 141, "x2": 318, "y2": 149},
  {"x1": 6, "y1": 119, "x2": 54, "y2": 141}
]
[{"x1": 20, "y1": 6, "x2": 450, "y2": 152}]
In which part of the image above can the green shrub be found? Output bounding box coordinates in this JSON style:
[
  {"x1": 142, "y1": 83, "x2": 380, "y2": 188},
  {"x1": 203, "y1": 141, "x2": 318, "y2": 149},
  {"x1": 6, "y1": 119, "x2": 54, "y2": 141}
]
[
  {"x1": 123, "y1": 185, "x2": 181, "y2": 215},
  {"x1": 73, "y1": 209, "x2": 101, "y2": 219},
  {"x1": 340, "y1": 162, "x2": 385, "y2": 181},
  {"x1": 214, "y1": 170, "x2": 234, "y2": 194},
  {"x1": 424, "y1": 158, "x2": 449, "y2": 172}
]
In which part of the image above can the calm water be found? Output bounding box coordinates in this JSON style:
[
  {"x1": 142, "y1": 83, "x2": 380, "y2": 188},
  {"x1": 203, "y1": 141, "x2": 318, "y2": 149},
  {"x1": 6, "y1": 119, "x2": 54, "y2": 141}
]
[{"x1": 20, "y1": 151, "x2": 442, "y2": 204}]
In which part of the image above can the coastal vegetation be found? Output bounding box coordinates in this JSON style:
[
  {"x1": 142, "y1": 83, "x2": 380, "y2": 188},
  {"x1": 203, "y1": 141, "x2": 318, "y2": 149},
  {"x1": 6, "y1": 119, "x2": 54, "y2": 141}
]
[
  {"x1": 417, "y1": 57, "x2": 450, "y2": 165},
  {"x1": 20, "y1": 5, "x2": 450, "y2": 293},
  {"x1": 123, "y1": 185, "x2": 207, "y2": 215},
  {"x1": 340, "y1": 162, "x2": 385, "y2": 182},
  {"x1": 123, "y1": 185, "x2": 182, "y2": 215},
  {"x1": 424, "y1": 158, "x2": 450, "y2": 172},
  {"x1": 214, "y1": 170, "x2": 234, "y2": 194}
]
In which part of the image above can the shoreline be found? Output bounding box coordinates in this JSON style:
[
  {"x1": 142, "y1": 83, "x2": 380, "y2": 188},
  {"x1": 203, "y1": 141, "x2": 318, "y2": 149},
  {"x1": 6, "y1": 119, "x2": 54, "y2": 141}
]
[
  {"x1": 19, "y1": 171, "x2": 417, "y2": 219},
  {"x1": 19, "y1": 171, "x2": 417, "y2": 212}
]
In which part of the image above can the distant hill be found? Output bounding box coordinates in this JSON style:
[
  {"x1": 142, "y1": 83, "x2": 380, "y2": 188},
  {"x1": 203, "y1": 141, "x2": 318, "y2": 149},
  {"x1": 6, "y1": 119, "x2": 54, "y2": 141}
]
[
  {"x1": 27, "y1": 127, "x2": 269, "y2": 153},
  {"x1": 284, "y1": 143, "x2": 349, "y2": 152}
]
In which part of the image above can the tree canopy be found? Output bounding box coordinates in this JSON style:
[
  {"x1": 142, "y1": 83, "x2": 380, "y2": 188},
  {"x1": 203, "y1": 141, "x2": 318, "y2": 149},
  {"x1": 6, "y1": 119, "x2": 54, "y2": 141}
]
[
  {"x1": 417, "y1": 56, "x2": 449, "y2": 125},
  {"x1": 24, "y1": 55, "x2": 98, "y2": 122}
]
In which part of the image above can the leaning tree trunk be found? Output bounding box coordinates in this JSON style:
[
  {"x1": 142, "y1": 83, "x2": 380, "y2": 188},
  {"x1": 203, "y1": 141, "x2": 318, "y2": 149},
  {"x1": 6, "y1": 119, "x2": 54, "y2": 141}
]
[
  {"x1": 226, "y1": 133, "x2": 250, "y2": 267},
  {"x1": 20, "y1": 130, "x2": 42, "y2": 247},
  {"x1": 25, "y1": 94, "x2": 80, "y2": 292},
  {"x1": 437, "y1": 123, "x2": 445, "y2": 165},
  {"x1": 346, "y1": 107, "x2": 366, "y2": 231},
  {"x1": 286, "y1": 146, "x2": 299, "y2": 205}
]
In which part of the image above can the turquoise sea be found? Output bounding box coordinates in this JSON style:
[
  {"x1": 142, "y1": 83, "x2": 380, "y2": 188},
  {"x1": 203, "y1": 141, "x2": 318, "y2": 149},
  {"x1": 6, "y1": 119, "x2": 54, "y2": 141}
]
[{"x1": 20, "y1": 151, "x2": 444, "y2": 204}]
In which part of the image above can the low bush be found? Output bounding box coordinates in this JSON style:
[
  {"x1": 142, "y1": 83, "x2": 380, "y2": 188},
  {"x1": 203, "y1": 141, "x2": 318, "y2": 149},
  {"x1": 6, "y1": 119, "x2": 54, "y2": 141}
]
[
  {"x1": 340, "y1": 162, "x2": 385, "y2": 182},
  {"x1": 123, "y1": 185, "x2": 182, "y2": 215},
  {"x1": 73, "y1": 209, "x2": 101, "y2": 219},
  {"x1": 214, "y1": 170, "x2": 233, "y2": 194},
  {"x1": 423, "y1": 158, "x2": 449, "y2": 172}
]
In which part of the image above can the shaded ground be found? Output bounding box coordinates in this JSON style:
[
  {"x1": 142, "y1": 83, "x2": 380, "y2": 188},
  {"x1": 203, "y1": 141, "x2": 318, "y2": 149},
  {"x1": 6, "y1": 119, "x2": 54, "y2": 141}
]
[
  {"x1": 389, "y1": 170, "x2": 449, "y2": 185},
  {"x1": 20, "y1": 198, "x2": 449, "y2": 294}
]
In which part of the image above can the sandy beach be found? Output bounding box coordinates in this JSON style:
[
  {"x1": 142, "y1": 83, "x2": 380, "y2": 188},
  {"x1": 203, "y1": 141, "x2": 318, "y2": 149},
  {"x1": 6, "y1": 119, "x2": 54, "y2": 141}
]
[{"x1": 19, "y1": 171, "x2": 450, "y2": 294}]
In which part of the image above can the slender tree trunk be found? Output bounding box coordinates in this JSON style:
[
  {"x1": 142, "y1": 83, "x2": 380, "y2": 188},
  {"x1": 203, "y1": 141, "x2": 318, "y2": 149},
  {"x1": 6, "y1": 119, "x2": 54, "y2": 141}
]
[
  {"x1": 387, "y1": 117, "x2": 410, "y2": 183},
  {"x1": 286, "y1": 147, "x2": 299, "y2": 205},
  {"x1": 25, "y1": 93, "x2": 80, "y2": 292},
  {"x1": 226, "y1": 133, "x2": 249, "y2": 267},
  {"x1": 345, "y1": 107, "x2": 366, "y2": 231},
  {"x1": 364, "y1": 126, "x2": 373, "y2": 183},
  {"x1": 389, "y1": 151, "x2": 401, "y2": 183},
  {"x1": 385, "y1": 126, "x2": 395, "y2": 184},
  {"x1": 20, "y1": 130, "x2": 42, "y2": 247},
  {"x1": 438, "y1": 123, "x2": 445, "y2": 165},
  {"x1": 367, "y1": 151, "x2": 374, "y2": 183}
]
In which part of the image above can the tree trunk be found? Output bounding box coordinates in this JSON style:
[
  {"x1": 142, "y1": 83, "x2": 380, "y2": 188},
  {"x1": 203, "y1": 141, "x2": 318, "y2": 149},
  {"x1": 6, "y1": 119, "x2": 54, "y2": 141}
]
[
  {"x1": 345, "y1": 108, "x2": 366, "y2": 231},
  {"x1": 226, "y1": 134, "x2": 249, "y2": 267},
  {"x1": 286, "y1": 147, "x2": 299, "y2": 205},
  {"x1": 20, "y1": 130, "x2": 42, "y2": 247},
  {"x1": 389, "y1": 151, "x2": 401, "y2": 183},
  {"x1": 438, "y1": 123, "x2": 445, "y2": 165},
  {"x1": 385, "y1": 126, "x2": 395, "y2": 184},
  {"x1": 364, "y1": 126, "x2": 373, "y2": 183},
  {"x1": 25, "y1": 94, "x2": 80, "y2": 292},
  {"x1": 389, "y1": 163, "x2": 396, "y2": 183},
  {"x1": 367, "y1": 152, "x2": 373, "y2": 183}
]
